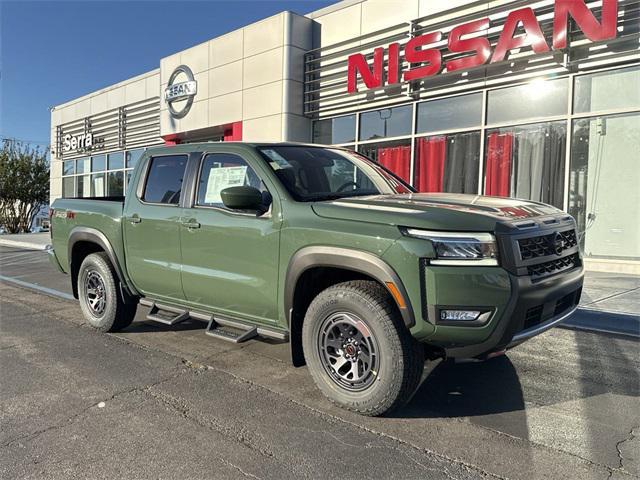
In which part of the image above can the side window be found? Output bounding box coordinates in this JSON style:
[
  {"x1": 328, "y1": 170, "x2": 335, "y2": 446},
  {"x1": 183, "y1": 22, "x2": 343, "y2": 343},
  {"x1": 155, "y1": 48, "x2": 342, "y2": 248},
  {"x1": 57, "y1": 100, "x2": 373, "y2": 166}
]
[
  {"x1": 196, "y1": 153, "x2": 269, "y2": 209},
  {"x1": 142, "y1": 155, "x2": 188, "y2": 205}
]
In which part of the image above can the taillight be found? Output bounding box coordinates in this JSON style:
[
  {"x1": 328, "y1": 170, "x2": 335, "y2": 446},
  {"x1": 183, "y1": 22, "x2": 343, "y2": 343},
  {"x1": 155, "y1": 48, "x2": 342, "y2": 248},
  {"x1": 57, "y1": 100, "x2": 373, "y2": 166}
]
[{"x1": 49, "y1": 208, "x2": 54, "y2": 235}]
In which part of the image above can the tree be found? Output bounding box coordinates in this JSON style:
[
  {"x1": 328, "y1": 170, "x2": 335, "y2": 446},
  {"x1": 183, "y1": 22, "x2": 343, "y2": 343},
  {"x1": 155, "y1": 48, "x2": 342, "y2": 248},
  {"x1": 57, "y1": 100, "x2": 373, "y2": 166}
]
[{"x1": 0, "y1": 140, "x2": 50, "y2": 233}]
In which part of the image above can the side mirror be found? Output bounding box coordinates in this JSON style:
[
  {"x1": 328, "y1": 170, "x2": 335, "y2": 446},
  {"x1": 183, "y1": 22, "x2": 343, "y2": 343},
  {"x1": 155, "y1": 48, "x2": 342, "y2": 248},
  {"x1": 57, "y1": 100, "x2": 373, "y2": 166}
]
[{"x1": 220, "y1": 186, "x2": 264, "y2": 211}]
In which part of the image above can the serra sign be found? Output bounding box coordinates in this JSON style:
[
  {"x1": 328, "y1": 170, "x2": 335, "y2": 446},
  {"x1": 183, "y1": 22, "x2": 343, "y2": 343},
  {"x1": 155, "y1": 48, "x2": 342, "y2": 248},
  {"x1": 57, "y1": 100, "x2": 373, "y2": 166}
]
[{"x1": 347, "y1": 0, "x2": 618, "y2": 93}]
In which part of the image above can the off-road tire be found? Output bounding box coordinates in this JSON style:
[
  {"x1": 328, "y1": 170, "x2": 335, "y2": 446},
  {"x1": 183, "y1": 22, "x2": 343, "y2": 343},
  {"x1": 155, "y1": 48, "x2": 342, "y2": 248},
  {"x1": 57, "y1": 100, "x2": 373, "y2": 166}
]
[
  {"x1": 77, "y1": 252, "x2": 136, "y2": 332},
  {"x1": 302, "y1": 280, "x2": 424, "y2": 416}
]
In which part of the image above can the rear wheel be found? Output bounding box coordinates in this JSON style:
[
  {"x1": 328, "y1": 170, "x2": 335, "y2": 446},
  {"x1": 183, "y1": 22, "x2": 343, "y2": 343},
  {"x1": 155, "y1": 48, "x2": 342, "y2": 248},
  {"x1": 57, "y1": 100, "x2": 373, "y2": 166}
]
[
  {"x1": 302, "y1": 280, "x2": 424, "y2": 416},
  {"x1": 77, "y1": 252, "x2": 136, "y2": 332}
]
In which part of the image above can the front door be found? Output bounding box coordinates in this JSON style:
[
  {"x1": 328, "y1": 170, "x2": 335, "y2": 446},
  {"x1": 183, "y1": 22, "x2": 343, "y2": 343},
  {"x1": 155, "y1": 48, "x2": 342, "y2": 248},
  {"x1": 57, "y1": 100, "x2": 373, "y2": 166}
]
[
  {"x1": 123, "y1": 153, "x2": 188, "y2": 301},
  {"x1": 180, "y1": 151, "x2": 281, "y2": 324}
]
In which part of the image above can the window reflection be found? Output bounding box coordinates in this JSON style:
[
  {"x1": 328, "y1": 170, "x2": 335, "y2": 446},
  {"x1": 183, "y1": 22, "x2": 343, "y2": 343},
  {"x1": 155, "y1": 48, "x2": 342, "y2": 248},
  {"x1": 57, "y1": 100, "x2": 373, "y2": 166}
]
[
  {"x1": 487, "y1": 79, "x2": 568, "y2": 125},
  {"x1": 569, "y1": 113, "x2": 640, "y2": 260},
  {"x1": 574, "y1": 66, "x2": 640, "y2": 114},
  {"x1": 417, "y1": 94, "x2": 482, "y2": 134},
  {"x1": 313, "y1": 115, "x2": 356, "y2": 144},
  {"x1": 359, "y1": 105, "x2": 412, "y2": 141}
]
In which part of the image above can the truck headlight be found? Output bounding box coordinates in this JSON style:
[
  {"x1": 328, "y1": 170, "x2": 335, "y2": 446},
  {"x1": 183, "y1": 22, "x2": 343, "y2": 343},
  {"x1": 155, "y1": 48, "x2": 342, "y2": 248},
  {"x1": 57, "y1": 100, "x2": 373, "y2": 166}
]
[{"x1": 401, "y1": 228, "x2": 499, "y2": 266}]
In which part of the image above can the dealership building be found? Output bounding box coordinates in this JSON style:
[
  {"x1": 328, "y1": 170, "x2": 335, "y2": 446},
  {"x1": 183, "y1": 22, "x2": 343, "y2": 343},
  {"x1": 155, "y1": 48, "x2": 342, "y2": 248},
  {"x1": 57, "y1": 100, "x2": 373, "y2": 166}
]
[{"x1": 50, "y1": 0, "x2": 639, "y2": 273}]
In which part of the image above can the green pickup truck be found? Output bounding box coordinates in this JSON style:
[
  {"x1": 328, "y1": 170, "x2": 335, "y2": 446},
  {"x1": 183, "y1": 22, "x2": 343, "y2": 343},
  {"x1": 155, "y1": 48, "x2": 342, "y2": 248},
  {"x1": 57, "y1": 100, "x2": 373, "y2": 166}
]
[{"x1": 49, "y1": 142, "x2": 583, "y2": 415}]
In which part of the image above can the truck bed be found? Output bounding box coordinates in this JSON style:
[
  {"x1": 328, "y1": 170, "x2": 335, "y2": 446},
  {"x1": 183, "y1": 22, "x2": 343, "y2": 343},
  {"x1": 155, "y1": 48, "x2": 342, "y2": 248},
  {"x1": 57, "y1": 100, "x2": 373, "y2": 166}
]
[{"x1": 50, "y1": 197, "x2": 126, "y2": 274}]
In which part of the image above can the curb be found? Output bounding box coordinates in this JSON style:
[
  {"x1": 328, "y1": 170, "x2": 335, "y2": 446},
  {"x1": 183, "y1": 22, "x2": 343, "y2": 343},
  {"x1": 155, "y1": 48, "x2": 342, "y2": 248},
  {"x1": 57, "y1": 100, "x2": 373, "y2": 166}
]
[
  {"x1": 0, "y1": 239, "x2": 49, "y2": 251},
  {"x1": 561, "y1": 308, "x2": 640, "y2": 339}
]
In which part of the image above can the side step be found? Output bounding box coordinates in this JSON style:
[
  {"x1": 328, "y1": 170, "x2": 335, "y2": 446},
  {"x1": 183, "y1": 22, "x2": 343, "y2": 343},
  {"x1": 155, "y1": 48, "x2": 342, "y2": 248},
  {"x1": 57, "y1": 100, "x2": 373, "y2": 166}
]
[
  {"x1": 142, "y1": 300, "x2": 190, "y2": 326},
  {"x1": 205, "y1": 317, "x2": 258, "y2": 344},
  {"x1": 138, "y1": 298, "x2": 288, "y2": 342}
]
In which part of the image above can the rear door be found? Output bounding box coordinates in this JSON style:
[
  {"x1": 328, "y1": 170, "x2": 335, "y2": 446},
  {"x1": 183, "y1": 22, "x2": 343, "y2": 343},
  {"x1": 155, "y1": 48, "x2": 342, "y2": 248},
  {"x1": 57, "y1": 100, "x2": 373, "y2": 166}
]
[
  {"x1": 179, "y1": 149, "x2": 282, "y2": 324},
  {"x1": 123, "y1": 153, "x2": 188, "y2": 301}
]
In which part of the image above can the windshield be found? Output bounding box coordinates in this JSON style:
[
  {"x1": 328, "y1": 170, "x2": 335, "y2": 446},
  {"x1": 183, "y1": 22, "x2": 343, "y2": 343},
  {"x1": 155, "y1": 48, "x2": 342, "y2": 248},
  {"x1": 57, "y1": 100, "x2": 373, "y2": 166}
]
[{"x1": 258, "y1": 146, "x2": 413, "y2": 202}]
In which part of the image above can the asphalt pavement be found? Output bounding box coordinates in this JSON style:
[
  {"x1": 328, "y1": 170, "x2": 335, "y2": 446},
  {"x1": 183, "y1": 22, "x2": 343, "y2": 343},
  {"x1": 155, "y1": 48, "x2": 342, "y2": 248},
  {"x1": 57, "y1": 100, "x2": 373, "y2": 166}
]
[{"x1": 1, "y1": 246, "x2": 639, "y2": 479}]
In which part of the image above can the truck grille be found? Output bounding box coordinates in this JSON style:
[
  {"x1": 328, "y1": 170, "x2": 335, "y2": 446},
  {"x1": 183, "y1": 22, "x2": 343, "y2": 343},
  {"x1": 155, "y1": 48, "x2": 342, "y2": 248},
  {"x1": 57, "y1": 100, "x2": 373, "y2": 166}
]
[
  {"x1": 527, "y1": 253, "x2": 580, "y2": 279},
  {"x1": 518, "y1": 229, "x2": 577, "y2": 260}
]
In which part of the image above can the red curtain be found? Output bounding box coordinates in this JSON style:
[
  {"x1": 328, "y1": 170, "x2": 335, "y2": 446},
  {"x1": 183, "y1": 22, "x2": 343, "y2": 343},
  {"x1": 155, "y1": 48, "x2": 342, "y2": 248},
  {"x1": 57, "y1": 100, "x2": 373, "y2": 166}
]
[
  {"x1": 377, "y1": 145, "x2": 411, "y2": 183},
  {"x1": 415, "y1": 137, "x2": 446, "y2": 192},
  {"x1": 485, "y1": 132, "x2": 513, "y2": 196}
]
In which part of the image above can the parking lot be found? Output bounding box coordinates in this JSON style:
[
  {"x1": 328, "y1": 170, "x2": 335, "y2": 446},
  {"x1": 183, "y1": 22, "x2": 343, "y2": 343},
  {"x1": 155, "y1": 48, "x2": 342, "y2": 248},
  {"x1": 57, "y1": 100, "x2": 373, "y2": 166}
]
[{"x1": 1, "y1": 245, "x2": 639, "y2": 479}]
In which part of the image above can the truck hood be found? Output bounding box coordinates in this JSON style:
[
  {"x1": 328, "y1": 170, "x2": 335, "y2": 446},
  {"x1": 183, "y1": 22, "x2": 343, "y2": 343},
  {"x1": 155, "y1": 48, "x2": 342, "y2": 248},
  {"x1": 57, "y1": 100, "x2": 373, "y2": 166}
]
[{"x1": 311, "y1": 193, "x2": 566, "y2": 232}]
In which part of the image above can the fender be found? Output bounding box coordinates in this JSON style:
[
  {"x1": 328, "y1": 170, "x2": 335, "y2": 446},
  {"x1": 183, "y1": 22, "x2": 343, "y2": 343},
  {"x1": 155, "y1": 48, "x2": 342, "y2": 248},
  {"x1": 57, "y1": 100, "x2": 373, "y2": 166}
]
[
  {"x1": 284, "y1": 246, "x2": 415, "y2": 328},
  {"x1": 68, "y1": 226, "x2": 139, "y2": 299}
]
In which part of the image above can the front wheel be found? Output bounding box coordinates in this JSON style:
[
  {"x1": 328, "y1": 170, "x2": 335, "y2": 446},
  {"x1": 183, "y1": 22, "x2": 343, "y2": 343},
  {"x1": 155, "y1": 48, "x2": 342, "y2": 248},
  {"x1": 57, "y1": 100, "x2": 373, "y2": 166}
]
[
  {"x1": 77, "y1": 252, "x2": 137, "y2": 332},
  {"x1": 302, "y1": 280, "x2": 424, "y2": 416}
]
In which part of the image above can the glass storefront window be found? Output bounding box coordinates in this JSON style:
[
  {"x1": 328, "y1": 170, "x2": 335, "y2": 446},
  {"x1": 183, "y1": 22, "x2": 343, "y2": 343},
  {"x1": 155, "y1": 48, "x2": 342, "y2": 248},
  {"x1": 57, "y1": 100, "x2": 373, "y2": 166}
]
[
  {"x1": 359, "y1": 105, "x2": 412, "y2": 141},
  {"x1": 63, "y1": 160, "x2": 75, "y2": 176},
  {"x1": 359, "y1": 138, "x2": 411, "y2": 183},
  {"x1": 126, "y1": 169, "x2": 133, "y2": 191},
  {"x1": 108, "y1": 152, "x2": 124, "y2": 170},
  {"x1": 313, "y1": 115, "x2": 356, "y2": 144},
  {"x1": 76, "y1": 157, "x2": 90, "y2": 174},
  {"x1": 416, "y1": 93, "x2": 482, "y2": 134},
  {"x1": 91, "y1": 173, "x2": 105, "y2": 197},
  {"x1": 487, "y1": 78, "x2": 568, "y2": 125},
  {"x1": 92, "y1": 154, "x2": 106, "y2": 172},
  {"x1": 415, "y1": 131, "x2": 480, "y2": 194},
  {"x1": 126, "y1": 148, "x2": 144, "y2": 169},
  {"x1": 77, "y1": 174, "x2": 91, "y2": 198},
  {"x1": 107, "y1": 171, "x2": 124, "y2": 196},
  {"x1": 574, "y1": 66, "x2": 640, "y2": 114},
  {"x1": 484, "y1": 121, "x2": 566, "y2": 208},
  {"x1": 62, "y1": 177, "x2": 75, "y2": 198},
  {"x1": 569, "y1": 113, "x2": 640, "y2": 260}
]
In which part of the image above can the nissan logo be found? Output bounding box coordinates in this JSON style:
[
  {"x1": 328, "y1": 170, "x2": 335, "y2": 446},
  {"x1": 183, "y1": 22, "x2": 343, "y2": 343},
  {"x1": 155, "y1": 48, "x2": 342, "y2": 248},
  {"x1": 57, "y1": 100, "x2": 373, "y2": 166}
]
[
  {"x1": 550, "y1": 232, "x2": 564, "y2": 256},
  {"x1": 164, "y1": 65, "x2": 198, "y2": 119}
]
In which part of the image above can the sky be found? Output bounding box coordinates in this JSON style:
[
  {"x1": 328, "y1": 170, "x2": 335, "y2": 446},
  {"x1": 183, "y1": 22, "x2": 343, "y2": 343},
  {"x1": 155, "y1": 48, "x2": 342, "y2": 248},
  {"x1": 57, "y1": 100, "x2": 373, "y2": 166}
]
[{"x1": 0, "y1": 0, "x2": 334, "y2": 150}]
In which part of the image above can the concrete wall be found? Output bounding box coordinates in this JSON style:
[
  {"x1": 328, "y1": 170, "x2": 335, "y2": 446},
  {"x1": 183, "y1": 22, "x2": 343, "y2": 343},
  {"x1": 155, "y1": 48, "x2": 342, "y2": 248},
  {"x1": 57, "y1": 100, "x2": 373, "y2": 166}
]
[
  {"x1": 159, "y1": 11, "x2": 313, "y2": 143},
  {"x1": 306, "y1": 0, "x2": 497, "y2": 49}
]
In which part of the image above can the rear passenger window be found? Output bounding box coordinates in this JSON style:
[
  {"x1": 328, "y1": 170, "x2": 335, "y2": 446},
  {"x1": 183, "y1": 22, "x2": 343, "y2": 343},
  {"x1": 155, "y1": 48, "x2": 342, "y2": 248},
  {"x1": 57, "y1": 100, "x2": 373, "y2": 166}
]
[
  {"x1": 196, "y1": 153, "x2": 269, "y2": 209},
  {"x1": 142, "y1": 155, "x2": 187, "y2": 204}
]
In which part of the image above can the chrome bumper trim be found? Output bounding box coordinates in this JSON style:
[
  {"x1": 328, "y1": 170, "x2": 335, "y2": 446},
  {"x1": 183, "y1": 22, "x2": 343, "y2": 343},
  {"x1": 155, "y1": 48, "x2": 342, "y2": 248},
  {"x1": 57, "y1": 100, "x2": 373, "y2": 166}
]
[{"x1": 508, "y1": 305, "x2": 578, "y2": 347}]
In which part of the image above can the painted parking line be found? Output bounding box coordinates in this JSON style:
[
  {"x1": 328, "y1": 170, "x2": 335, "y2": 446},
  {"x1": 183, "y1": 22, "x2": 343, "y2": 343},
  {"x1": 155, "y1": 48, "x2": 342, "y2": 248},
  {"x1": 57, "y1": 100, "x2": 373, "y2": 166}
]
[{"x1": 0, "y1": 274, "x2": 75, "y2": 301}]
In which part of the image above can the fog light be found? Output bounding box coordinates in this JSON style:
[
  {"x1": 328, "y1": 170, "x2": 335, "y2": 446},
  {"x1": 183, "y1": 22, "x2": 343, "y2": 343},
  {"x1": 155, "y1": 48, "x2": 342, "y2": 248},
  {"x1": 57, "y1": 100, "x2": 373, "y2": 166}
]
[{"x1": 440, "y1": 310, "x2": 481, "y2": 321}]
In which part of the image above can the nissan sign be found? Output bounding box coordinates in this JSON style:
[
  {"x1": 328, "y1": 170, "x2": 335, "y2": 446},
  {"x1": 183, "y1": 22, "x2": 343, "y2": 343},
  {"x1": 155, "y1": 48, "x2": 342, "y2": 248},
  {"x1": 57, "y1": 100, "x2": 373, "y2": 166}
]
[
  {"x1": 347, "y1": 0, "x2": 619, "y2": 93},
  {"x1": 165, "y1": 65, "x2": 198, "y2": 118}
]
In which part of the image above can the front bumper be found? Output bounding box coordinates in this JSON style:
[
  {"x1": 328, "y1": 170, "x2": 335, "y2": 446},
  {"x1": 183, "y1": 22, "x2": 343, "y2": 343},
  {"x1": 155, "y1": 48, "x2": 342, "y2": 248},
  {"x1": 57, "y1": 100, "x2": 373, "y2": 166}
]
[
  {"x1": 46, "y1": 245, "x2": 65, "y2": 274},
  {"x1": 441, "y1": 265, "x2": 584, "y2": 358}
]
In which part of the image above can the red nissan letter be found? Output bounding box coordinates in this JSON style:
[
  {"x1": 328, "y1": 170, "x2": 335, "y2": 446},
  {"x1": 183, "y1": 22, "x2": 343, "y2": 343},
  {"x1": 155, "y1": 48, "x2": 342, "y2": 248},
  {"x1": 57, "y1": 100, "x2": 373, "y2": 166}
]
[
  {"x1": 491, "y1": 7, "x2": 550, "y2": 63},
  {"x1": 347, "y1": 47, "x2": 384, "y2": 93},
  {"x1": 553, "y1": 0, "x2": 618, "y2": 49},
  {"x1": 387, "y1": 42, "x2": 400, "y2": 85},
  {"x1": 446, "y1": 18, "x2": 491, "y2": 72},
  {"x1": 403, "y1": 32, "x2": 443, "y2": 82}
]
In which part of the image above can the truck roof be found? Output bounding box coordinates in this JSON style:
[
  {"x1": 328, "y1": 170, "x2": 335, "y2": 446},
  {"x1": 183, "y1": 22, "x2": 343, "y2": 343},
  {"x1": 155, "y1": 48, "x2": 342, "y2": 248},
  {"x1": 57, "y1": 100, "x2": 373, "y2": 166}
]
[{"x1": 145, "y1": 141, "x2": 337, "y2": 153}]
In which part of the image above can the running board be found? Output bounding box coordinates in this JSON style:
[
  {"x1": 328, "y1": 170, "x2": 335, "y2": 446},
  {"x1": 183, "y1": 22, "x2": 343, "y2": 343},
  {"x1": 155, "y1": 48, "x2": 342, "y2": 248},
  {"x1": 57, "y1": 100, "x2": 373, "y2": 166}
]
[
  {"x1": 205, "y1": 317, "x2": 258, "y2": 343},
  {"x1": 138, "y1": 298, "x2": 288, "y2": 342},
  {"x1": 142, "y1": 300, "x2": 190, "y2": 326}
]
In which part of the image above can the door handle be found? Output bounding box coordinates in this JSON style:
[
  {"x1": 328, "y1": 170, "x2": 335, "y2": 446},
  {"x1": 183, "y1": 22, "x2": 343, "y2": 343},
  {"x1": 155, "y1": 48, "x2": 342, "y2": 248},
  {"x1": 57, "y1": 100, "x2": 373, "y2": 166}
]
[
  {"x1": 182, "y1": 220, "x2": 201, "y2": 229},
  {"x1": 129, "y1": 214, "x2": 141, "y2": 224}
]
